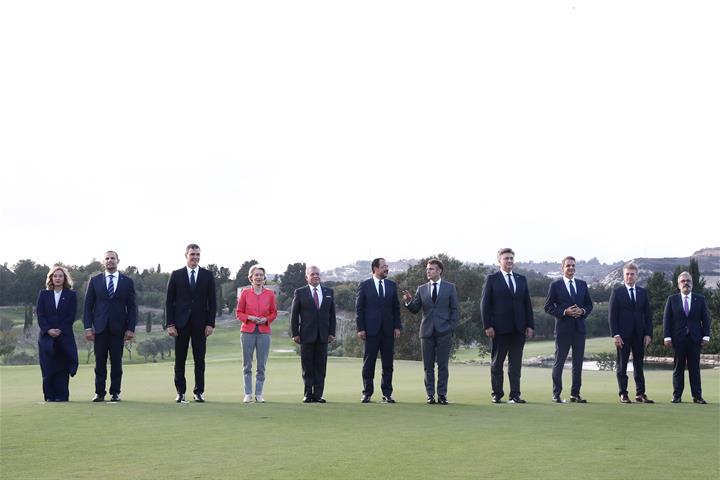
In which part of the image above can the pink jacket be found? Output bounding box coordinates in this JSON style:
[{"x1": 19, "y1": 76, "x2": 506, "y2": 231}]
[{"x1": 235, "y1": 287, "x2": 277, "y2": 333}]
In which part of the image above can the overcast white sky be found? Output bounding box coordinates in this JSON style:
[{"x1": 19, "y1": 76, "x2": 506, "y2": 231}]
[{"x1": 1, "y1": 1, "x2": 718, "y2": 275}]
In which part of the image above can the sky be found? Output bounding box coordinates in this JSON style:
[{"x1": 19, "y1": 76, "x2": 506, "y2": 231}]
[{"x1": 1, "y1": 1, "x2": 718, "y2": 276}]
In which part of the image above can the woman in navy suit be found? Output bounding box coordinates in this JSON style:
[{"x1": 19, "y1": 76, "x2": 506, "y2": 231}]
[{"x1": 36, "y1": 265, "x2": 79, "y2": 401}]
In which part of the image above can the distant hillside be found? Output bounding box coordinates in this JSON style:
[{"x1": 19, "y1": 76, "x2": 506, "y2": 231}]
[
  {"x1": 597, "y1": 248, "x2": 720, "y2": 288},
  {"x1": 320, "y1": 248, "x2": 720, "y2": 289},
  {"x1": 515, "y1": 257, "x2": 622, "y2": 284},
  {"x1": 321, "y1": 259, "x2": 420, "y2": 282},
  {"x1": 519, "y1": 248, "x2": 720, "y2": 288}
]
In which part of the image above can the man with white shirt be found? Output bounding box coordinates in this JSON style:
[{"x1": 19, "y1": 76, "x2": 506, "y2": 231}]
[
  {"x1": 402, "y1": 259, "x2": 459, "y2": 405},
  {"x1": 481, "y1": 248, "x2": 534, "y2": 403},
  {"x1": 544, "y1": 256, "x2": 593, "y2": 403},
  {"x1": 663, "y1": 271, "x2": 712, "y2": 404},
  {"x1": 355, "y1": 258, "x2": 402, "y2": 403},
  {"x1": 84, "y1": 251, "x2": 137, "y2": 402},
  {"x1": 165, "y1": 244, "x2": 216, "y2": 403},
  {"x1": 291, "y1": 265, "x2": 336, "y2": 403},
  {"x1": 608, "y1": 261, "x2": 653, "y2": 404}
]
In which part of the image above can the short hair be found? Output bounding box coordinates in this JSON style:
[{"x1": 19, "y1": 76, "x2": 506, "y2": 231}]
[
  {"x1": 678, "y1": 270, "x2": 691, "y2": 280},
  {"x1": 371, "y1": 258, "x2": 386, "y2": 273},
  {"x1": 497, "y1": 248, "x2": 515, "y2": 260},
  {"x1": 623, "y1": 261, "x2": 638, "y2": 272},
  {"x1": 305, "y1": 265, "x2": 320, "y2": 275},
  {"x1": 46, "y1": 265, "x2": 73, "y2": 290},
  {"x1": 427, "y1": 258, "x2": 444, "y2": 273},
  {"x1": 562, "y1": 256, "x2": 576, "y2": 267},
  {"x1": 185, "y1": 244, "x2": 200, "y2": 253},
  {"x1": 247, "y1": 264, "x2": 266, "y2": 280},
  {"x1": 104, "y1": 250, "x2": 119, "y2": 259}
]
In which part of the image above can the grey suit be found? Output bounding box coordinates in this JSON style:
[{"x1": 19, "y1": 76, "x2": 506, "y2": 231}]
[{"x1": 405, "y1": 280, "x2": 459, "y2": 397}]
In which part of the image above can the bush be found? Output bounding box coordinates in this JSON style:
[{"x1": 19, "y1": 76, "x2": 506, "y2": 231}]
[
  {"x1": 594, "y1": 351, "x2": 615, "y2": 371},
  {"x1": 3, "y1": 351, "x2": 37, "y2": 365}
]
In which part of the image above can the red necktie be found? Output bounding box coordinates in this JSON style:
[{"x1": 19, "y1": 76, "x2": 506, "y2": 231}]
[{"x1": 313, "y1": 287, "x2": 320, "y2": 309}]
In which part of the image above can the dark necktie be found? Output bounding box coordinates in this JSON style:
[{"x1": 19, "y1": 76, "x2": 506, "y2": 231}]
[
  {"x1": 432, "y1": 282, "x2": 438, "y2": 303},
  {"x1": 107, "y1": 274, "x2": 115, "y2": 298},
  {"x1": 507, "y1": 273, "x2": 515, "y2": 295},
  {"x1": 630, "y1": 287, "x2": 636, "y2": 304},
  {"x1": 190, "y1": 269, "x2": 196, "y2": 289},
  {"x1": 378, "y1": 280, "x2": 384, "y2": 298},
  {"x1": 569, "y1": 279, "x2": 577, "y2": 301},
  {"x1": 313, "y1": 287, "x2": 320, "y2": 309}
]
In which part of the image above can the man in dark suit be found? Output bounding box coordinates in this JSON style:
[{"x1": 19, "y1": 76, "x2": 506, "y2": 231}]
[
  {"x1": 165, "y1": 244, "x2": 216, "y2": 403},
  {"x1": 608, "y1": 261, "x2": 654, "y2": 404},
  {"x1": 84, "y1": 251, "x2": 137, "y2": 402},
  {"x1": 544, "y1": 256, "x2": 593, "y2": 403},
  {"x1": 663, "y1": 271, "x2": 712, "y2": 404},
  {"x1": 403, "y1": 258, "x2": 459, "y2": 405},
  {"x1": 481, "y1": 248, "x2": 534, "y2": 403},
  {"x1": 356, "y1": 258, "x2": 402, "y2": 403},
  {"x1": 291, "y1": 265, "x2": 336, "y2": 403}
]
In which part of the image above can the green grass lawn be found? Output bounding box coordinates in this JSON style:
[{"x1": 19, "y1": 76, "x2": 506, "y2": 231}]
[{"x1": 2, "y1": 319, "x2": 718, "y2": 480}]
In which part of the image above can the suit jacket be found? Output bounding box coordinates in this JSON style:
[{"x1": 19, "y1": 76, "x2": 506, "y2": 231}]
[
  {"x1": 663, "y1": 293, "x2": 711, "y2": 343},
  {"x1": 480, "y1": 270, "x2": 534, "y2": 335},
  {"x1": 608, "y1": 285, "x2": 652, "y2": 339},
  {"x1": 165, "y1": 267, "x2": 217, "y2": 329},
  {"x1": 405, "y1": 280, "x2": 459, "y2": 338},
  {"x1": 544, "y1": 278, "x2": 593, "y2": 336},
  {"x1": 83, "y1": 273, "x2": 137, "y2": 335},
  {"x1": 290, "y1": 285, "x2": 337, "y2": 343},
  {"x1": 36, "y1": 288, "x2": 79, "y2": 376},
  {"x1": 355, "y1": 278, "x2": 402, "y2": 337}
]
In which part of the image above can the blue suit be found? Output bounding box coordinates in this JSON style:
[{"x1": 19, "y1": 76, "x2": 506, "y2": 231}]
[
  {"x1": 544, "y1": 278, "x2": 593, "y2": 397},
  {"x1": 480, "y1": 270, "x2": 534, "y2": 400},
  {"x1": 165, "y1": 267, "x2": 216, "y2": 395},
  {"x1": 355, "y1": 277, "x2": 401, "y2": 398},
  {"x1": 663, "y1": 293, "x2": 711, "y2": 399},
  {"x1": 84, "y1": 272, "x2": 137, "y2": 396},
  {"x1": 36, "y1": 289, "x2": 78, "y2": 401},
  {"x1": 608, "y1": 285, "x2": 652, "y2": 396}
]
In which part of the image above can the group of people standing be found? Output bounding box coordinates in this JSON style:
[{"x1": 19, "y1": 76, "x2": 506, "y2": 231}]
[{"x1": 36, "y1": 246, "x2": 712, "y2": 406}]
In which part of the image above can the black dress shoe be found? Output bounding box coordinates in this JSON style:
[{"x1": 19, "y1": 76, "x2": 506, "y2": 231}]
[
  {"x1": 635, "y1": 394, "x2": 654, "y2": 404},
  {"x1": 176, "y1": 393, "x2": 187, "y2": 403},
  {"x1": 361, "y1": 395, "x2": 371, "y2": 403},
  {"x1": 508, "y1": 396, "x2": 526, "y2": 404},
  {"x1": 193, "y1": 393, "x2": 205, "y2": 403},
  {"x1": 315, "y1": 398, "x2": 327, "y2": 403},
  {"x1": 303, "y1": 396, "x2": 314, "y2": 403},
  {"x1": 110, "y1": 394, "x2": 121, "y2": 402},
  {"x1": 491, "y1": 395, "x2": 503, "y2": 404},
  {"x1": 671, "y1": 396, "x2": 682, "y2": 403},
  {"x1": 693, "y1": 397, "x2": 707, "y2": 404},
  {"x1": 619, "y1": 393, "x2": 632, "y2": 404},
  {"x1": 437, "y1": 395, "x2": 448, "y2": 405},
  {"x1": 551, "y1": 396, "x2": 564, "y2": 403},
  {"x1": 382, "y1": 396, "x2": 396, "y2": 404},
  {"x1": 92, "y1": 394, "x2": 105, "y2": 402},
  {"x1": 427, "y1": 395, "x2": 436, "y2": 404},
  {"x1": 570, "y1": 395, "x2": 587, "y2": 403}
]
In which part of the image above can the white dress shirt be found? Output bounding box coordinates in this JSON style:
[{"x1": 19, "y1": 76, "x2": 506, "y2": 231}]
[{"x1": 309, "y1": 284, "x2": 323, "y2": 308}]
